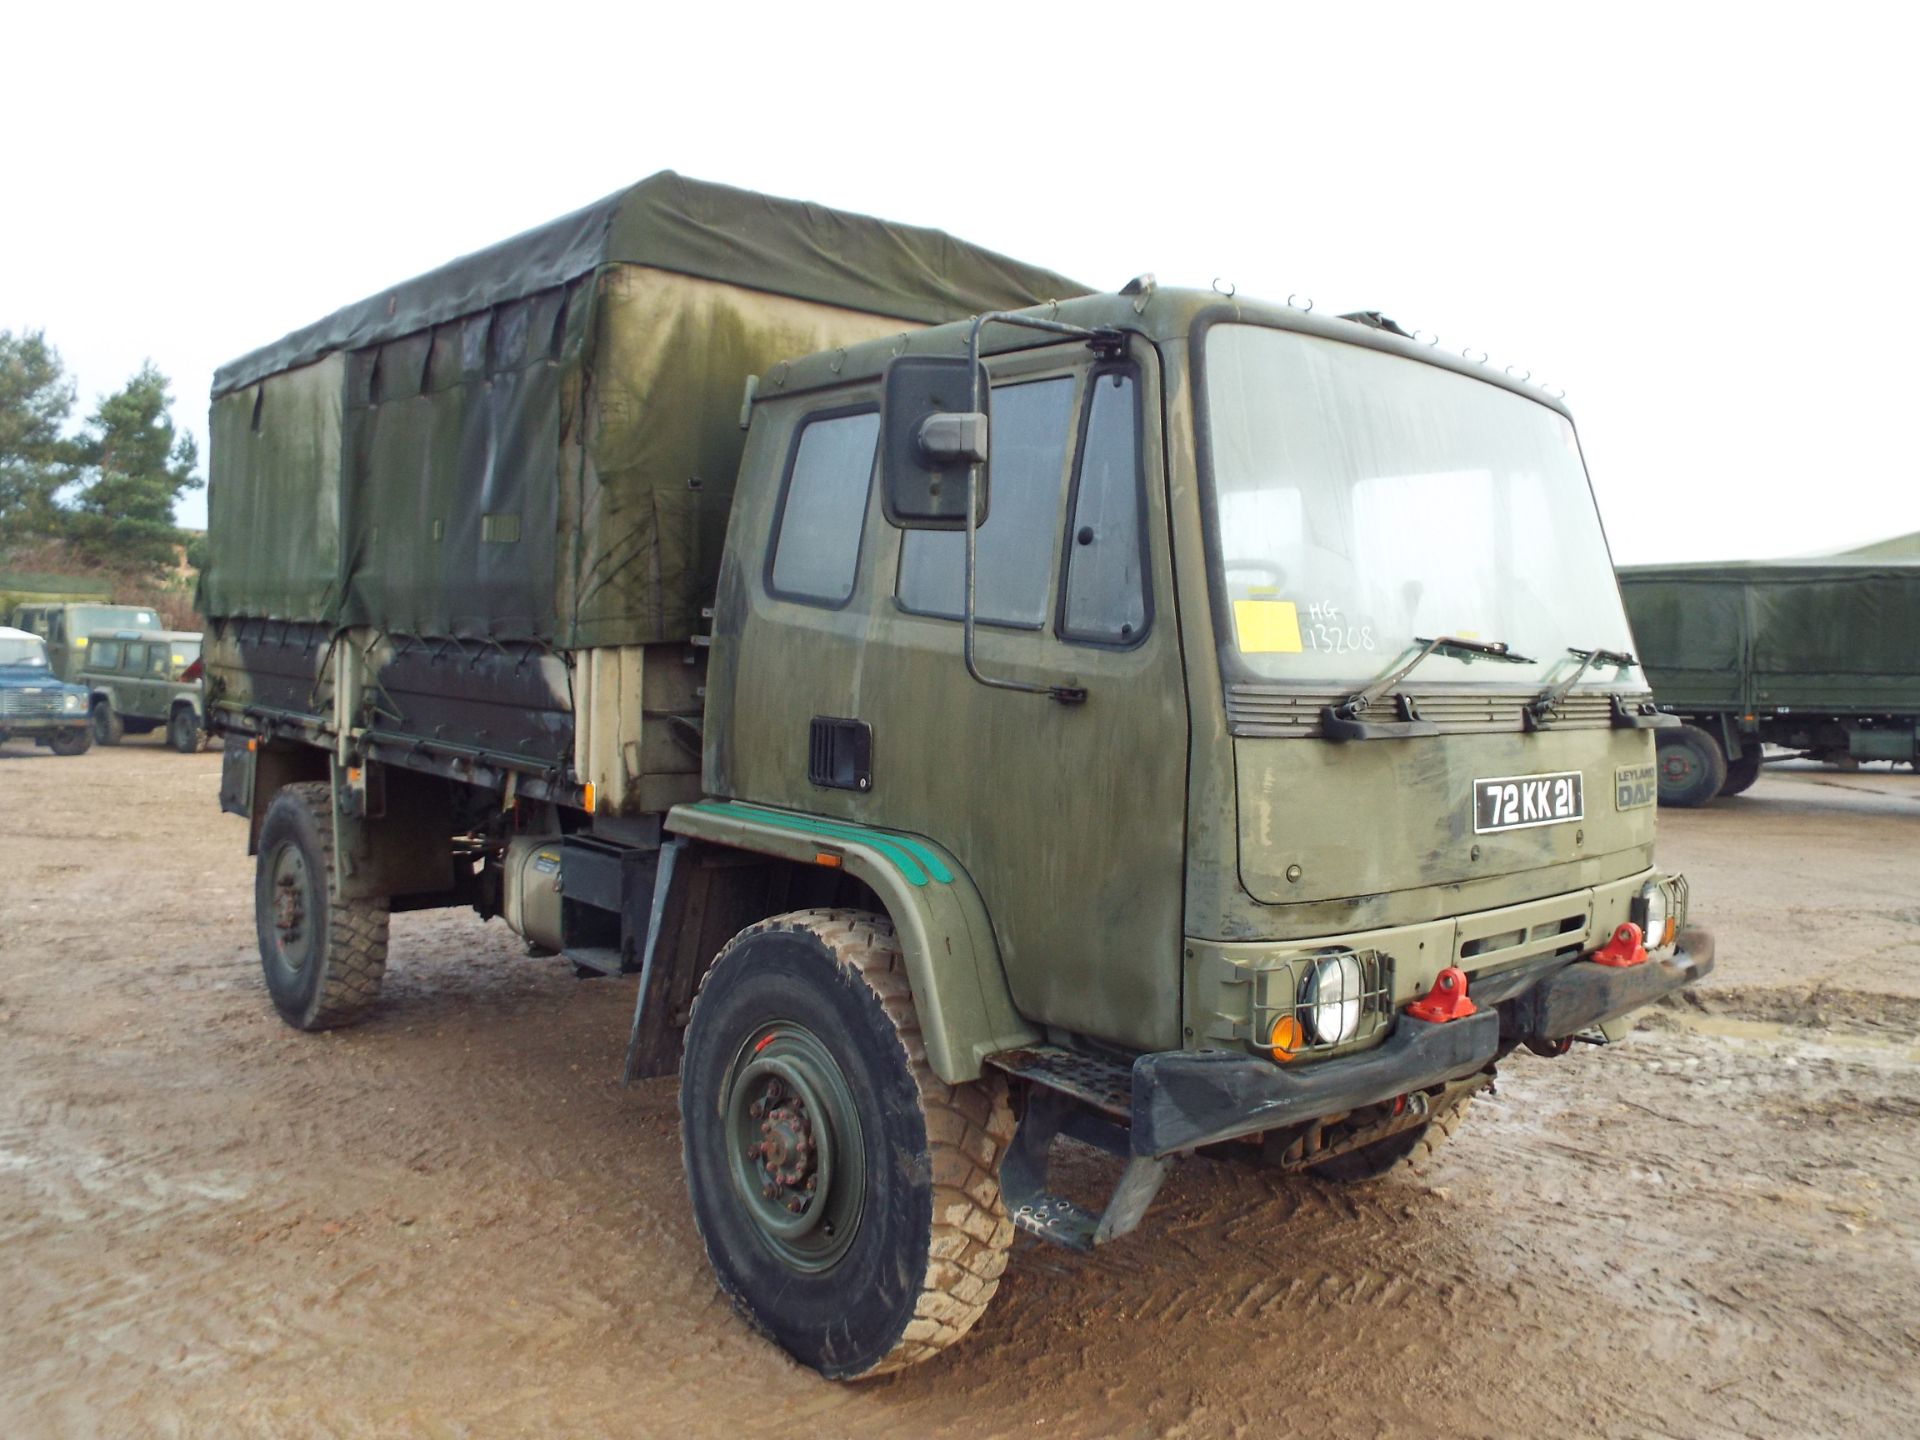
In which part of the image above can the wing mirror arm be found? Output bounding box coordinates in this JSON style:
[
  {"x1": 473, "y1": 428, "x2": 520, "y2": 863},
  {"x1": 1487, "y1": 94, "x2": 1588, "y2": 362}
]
[{"x1": 957, "y1": 312, "x2": 1122, "y2": 706}]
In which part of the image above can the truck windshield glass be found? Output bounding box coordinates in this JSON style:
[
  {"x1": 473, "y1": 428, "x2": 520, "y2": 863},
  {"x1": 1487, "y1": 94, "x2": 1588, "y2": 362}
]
[
  {"x1": 0, "y1": 637, "x2": 50, "y2": 667},
  {"x1": 1202, "y1": 325, "x2": 1639, "y2": 688},
  {"x1": 72, "y1": 605, "x2": 159, "y2": 633}
]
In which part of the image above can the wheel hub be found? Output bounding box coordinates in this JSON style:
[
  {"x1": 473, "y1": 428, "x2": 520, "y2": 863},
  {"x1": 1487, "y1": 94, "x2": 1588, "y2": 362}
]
[
  {"x1": 723, "y1": 1026, "x2": 865, "y2": 1272},
  {"x1": 746, "y1": 1079, "x2": 817, "y2": 1212},
  {"x1": 270, "y1": 846, "x2": 311, "y2": 967}
]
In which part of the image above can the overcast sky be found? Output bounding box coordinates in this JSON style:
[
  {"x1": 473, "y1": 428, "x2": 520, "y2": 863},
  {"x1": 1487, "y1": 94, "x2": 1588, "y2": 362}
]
[{"x1": 6, "y1": 3, "x2": 1914, "y2": 561}]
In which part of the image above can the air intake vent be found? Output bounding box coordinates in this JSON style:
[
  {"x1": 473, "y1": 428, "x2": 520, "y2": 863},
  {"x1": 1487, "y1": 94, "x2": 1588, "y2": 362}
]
[{"x1": 808, "y1": 716, "x2": 872, "y2": 792}]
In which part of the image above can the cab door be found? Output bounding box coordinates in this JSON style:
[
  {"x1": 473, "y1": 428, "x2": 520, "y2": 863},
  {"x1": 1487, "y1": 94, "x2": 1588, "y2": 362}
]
[{"x1": 720, "y1": 340, "x2": 1189, "y2": 1054}]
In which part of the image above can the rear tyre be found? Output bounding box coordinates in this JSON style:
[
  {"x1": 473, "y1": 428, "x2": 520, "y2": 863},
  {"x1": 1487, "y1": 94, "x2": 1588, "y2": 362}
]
[
  {"x1": 91, "y1": 701, "x2": 123, "y2": 746},
  {"x1": 1656, "y1": 724, "x2": 1728, "y2": 807},
  {"x1": 167, "y1": 705, "x2": 200, "y2": 753},
  {"x1": 254, "y1": 781, "x2": 389, "y2": 1030},
  {"x1": 49, "y1": 726, "x2": 92, "y2": 756},
  {"x1": 1308, "y1": 1091, "x2": 1475, "y2": 1183},
  {"x1": 680, "y1": 908, "x2": 1015, "y2": 1379},
  {"x1": 1718, "y1": 746, "x2": 1764, "y2": 796}
]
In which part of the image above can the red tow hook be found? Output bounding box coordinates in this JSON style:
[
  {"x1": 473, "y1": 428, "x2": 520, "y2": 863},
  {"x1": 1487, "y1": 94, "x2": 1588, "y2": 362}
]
[
  {"x1": 1591, "y1": 922, "x2": 1648, "y2": 968},
  {"x1": 1406, "y1": 966, "x2": 1477, "y2": 1023}
]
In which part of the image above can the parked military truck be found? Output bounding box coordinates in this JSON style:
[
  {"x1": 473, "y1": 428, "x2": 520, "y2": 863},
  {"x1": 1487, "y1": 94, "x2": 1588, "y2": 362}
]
[
  {"x1": 1619, "y1": 559, "x2": 1920, "y2": 804},
  {"x1": 203, "y1": 172, "x2": 1713, "y2": 1379},
  {"x1": 8, "y1": 601, "x2": 163, "y2": 682}
]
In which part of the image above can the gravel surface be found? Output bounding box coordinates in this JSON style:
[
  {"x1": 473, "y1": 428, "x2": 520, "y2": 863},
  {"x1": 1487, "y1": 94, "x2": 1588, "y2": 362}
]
[{"x1": 2, "y1": 741, "x2": 1915, "y2": 1438}]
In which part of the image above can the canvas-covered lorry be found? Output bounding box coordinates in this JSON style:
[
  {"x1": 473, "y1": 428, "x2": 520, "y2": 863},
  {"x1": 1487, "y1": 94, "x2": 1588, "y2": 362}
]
[
  {"x1": 1618, "y1": 559, "x2": 1920, "y2": 804},
  {"x1": 202, "y1": 172, "x2": 1713, "y2": 1378}
]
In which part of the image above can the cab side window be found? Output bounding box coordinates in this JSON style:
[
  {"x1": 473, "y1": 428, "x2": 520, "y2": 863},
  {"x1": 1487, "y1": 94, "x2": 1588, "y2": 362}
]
[
  {"x1": 147, "y1": 645, "x2": 171, "y2": 677},
  {"x1": 123, "y1": 643, "x2": 147, "y2": 673},
  {"x1": 896, "y1": 376, "x2": 1076, "y2": 627},
  {"x1": 1060, "y1": 371, "x2": 1148, "y2": 645},
  {"x1": 92, "y1": 641, "x2": 122, "y2": 670},
  {"x1": 767, "y1": 409, "x2": 880, "y2": 608},
  {"x1": 46, "y1": 611, "x2": 65, "y2": 643}
]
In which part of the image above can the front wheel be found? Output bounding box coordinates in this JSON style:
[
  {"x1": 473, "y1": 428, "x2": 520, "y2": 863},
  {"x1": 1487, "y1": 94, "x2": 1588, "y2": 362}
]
[
  {"x1": 167, "y1": 706, "x2": 200, "y2": 753},
  {"x1": 49, "y1": 726, "x2": 92, "y2": 756},
  {"x1": 680, "y1": 908, "x2": 1015, "y2": 1379},
  {"x1": 1656, "y1": 724, "x2": 1728, "y2": 807},
  {"x1": 1308, "y1": 1090, "x2": 1476, "y2": 1183},
  {"x1": 253, "y1": 781, "x2": 389, "y2": 1029},
  {"x1": 91, "y1": 701, "x2": 123, "y2": 746}
]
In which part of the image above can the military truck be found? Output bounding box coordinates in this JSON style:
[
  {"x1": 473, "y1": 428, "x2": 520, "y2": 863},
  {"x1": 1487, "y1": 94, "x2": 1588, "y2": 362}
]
[
  {"x1": 77, "y1": 628, "x2": 205, "y2": 751},
  {"x1": 0, "y1": 625, "x2": 93, "y2": 755},
  {"x1": 1619, "y1": 559, "x2": 1920, "y2": 804},
  {"x1": 8, "y1": 601, "x2": 163, "y2": 682},
  {"x1": 202, "y1": 172, "x2": 1714, "y2": 1379}
]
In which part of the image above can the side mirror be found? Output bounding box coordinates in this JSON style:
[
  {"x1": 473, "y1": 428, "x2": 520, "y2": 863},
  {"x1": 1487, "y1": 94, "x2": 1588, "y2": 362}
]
[{"x1": 880, "y1": 355, "x2": 990, "y2": 530}]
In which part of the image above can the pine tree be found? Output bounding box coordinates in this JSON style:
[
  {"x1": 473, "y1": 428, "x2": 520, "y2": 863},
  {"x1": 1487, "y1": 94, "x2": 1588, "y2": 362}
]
[
  {"x1": 66, "y1": 362, "x2": 202, "y2": 572},
  {"x1": 0, "y1": 328, "x2": 78, "y2": 540}
]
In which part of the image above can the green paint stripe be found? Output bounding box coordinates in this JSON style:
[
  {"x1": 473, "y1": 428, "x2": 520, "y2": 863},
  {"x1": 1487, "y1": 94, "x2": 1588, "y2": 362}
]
[{"x1": 684, "y1": 802, "x2": 954, "y2": 886}]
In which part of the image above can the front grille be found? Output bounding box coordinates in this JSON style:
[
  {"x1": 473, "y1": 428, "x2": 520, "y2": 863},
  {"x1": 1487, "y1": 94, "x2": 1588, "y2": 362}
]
[
  {"x1": 1250, "y1": 947, "x2": 1393, "y2": 1058},
  {"x1": 1225, "y1": 684, "x2": 1620, "y2": 739},
  {"x1": 0, "y1": 689, "x2": 62, "y2": 718}
]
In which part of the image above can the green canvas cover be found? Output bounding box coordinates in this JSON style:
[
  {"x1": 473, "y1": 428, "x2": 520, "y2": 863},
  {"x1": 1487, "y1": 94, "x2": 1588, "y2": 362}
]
[
  {"x1": 201, "y1": 172, "x2": 1089, "y2": 645},
  {"x1": 1619, "y1": 559, "x2": 1920, "y2": 713}
]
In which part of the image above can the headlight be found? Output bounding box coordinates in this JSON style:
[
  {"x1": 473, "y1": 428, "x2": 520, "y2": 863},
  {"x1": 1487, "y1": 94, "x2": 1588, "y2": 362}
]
[
  {"x1": 1634, "y1": 880, "x2": 1674, "y2": 951},
  {"x1": 62, "y1": 693, "x2": 84, "y2": 713},
  {"x1": 1300, "y1": 951, "x2": 1366, "y2": 1045}
]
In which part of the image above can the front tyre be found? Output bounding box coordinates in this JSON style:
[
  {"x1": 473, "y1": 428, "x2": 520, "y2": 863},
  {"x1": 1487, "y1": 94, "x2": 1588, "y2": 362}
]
[
  {"x1": 253, "y1": 781, "x2": 389, "y2": 1030},
  {"x1": 1308, "y1": 1091, "x2": 1475, "y2": 1183},
  {"x1": 91, "y1": 701, "x2": 123, "y2": 746},
  {"x1": 167, "y1": 705, "x2": 200, "y2": 753},
  {"x1": 1656, "y1": 724, "x2": 1728, "y2": 807},
  {"x1": 680, "y1": 908, "x2": 1015, "y2": 1379},
  {"x1": 49, "y1": 726, "x2": 92, "y2": 756}
]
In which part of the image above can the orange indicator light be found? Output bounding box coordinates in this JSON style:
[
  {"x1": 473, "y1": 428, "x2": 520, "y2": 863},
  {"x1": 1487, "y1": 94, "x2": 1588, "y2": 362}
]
[
  {"x1": 813, "y1": 851, "x2": 842, "y2": 868},
  {"x1": 1268, "y1": 1014, "x2": 1304, "y2": 1061}
]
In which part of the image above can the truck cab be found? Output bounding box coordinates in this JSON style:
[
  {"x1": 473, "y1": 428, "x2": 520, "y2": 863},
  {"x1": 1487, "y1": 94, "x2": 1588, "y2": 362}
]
[
  {"x1": 708, "y1": 290, "x2": 1704, "y2": 1084},
  {"x1": 10, "y1": 602, "x2": 163, "y2": 683}
]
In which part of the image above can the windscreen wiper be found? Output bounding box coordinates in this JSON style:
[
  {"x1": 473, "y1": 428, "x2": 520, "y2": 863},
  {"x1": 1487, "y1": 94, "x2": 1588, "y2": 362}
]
[
  {"x1": 1525, "y1": 646, "x2": 1636, "y2": 729},
  {"x1": 1322, "y1": 635, "x2": 1532, "y2": 741}
]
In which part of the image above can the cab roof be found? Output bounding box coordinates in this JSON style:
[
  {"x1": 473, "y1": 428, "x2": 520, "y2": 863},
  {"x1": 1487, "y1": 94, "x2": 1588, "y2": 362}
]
[{"x1": 751, "y1": 287, "x2": 1574, "y2": 421}]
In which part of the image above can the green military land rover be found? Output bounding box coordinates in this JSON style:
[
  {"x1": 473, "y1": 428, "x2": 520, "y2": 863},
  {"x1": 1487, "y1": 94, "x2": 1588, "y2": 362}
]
[
  {"x1": 78, "y1": 629, "x2": 205, "y2": 752},
  {"x1": 201, "y1": 174, "x2": 1715, "y2": 1378}
]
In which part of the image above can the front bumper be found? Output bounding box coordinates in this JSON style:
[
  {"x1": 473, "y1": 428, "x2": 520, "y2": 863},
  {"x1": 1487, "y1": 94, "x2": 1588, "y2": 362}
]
[
  {"x1": 1131, "y1": 925, "x2": 1714, "y2": 1157},
  {"x1": 1, "y1": 716, "x2": 88, "y2": 737}
]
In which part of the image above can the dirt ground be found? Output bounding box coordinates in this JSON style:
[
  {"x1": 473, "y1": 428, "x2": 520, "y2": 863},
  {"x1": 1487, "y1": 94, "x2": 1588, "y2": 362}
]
[{"x1": 2, "y1": 740, "x2": 1916, "y2": 1440}]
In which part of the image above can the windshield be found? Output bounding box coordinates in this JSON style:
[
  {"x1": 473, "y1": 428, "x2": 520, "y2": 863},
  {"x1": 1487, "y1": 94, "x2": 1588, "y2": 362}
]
[
  {"x1": 0, "y1": 636, "x2": 51, "y2": 668},
  {"x1": 74, "y1": 605, "x2": 159, "y2": 633},
  {"x1": 1202, "y1": 324, "x2": 1641, "y2": 689}
]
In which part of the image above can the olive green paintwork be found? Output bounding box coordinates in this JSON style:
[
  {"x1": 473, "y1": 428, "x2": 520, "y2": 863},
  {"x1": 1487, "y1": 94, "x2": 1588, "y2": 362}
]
[
  {"x1": 666, "y1": 800, "x2": 1039, "y2": 1081},
  {"x1": 76, "y1": 629, "x2": 204, "y2": 731},
  {"x1": 1619, "y1": 559, "x2": 1920, "y2": 716},
  {"x1": 706, "y1": 287, "x2": 1663, "y2": 1059}
]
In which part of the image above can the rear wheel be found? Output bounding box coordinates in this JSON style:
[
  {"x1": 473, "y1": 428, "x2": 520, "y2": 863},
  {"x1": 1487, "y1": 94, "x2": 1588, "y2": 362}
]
[
  {"x1": 1308, "y1": 1090, "x2": 1475, "y2": 1183},
  {"x1": 49, "y1": 726, "x2": 92, "y2": 756},
  {"x1": 680, "y1": 908, "x2": 1015, "y2": 1379},
  {"x1": 91, "y1": 701, "x2": 123, "y2": 746},
  {"x1": 167, "y1": 705, "x2": 200, "y2": 753},
  {"x1": 254, "y1": 781, "x2": 389, "y2": 1030},
  {"x1": 1656, "y1": 724, "x2": 1728, "y2": 807},
  {"x1": 1719, "y1": 745, "x2": 1764, "y2": 796}
]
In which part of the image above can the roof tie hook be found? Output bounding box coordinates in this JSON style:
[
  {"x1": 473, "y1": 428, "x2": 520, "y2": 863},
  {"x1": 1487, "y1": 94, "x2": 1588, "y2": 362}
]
[
  {"x1": 1287, "y1": 293, "x2": 1313, "y2": 312},
  {"x1": 1212, "y1": 277, "x2": 1237, "y2": 298}
]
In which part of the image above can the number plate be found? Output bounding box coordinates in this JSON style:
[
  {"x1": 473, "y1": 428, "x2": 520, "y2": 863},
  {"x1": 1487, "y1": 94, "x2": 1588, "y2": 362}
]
[{"x1": 1473, "y1": 771, "x2": 1585, "y2": 833}]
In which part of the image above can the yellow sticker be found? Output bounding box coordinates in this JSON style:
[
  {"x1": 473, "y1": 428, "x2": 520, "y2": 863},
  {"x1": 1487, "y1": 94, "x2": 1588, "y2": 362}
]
[{"x1": 1233, "y1": 599, "x2": 1303, "y2": 654}]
